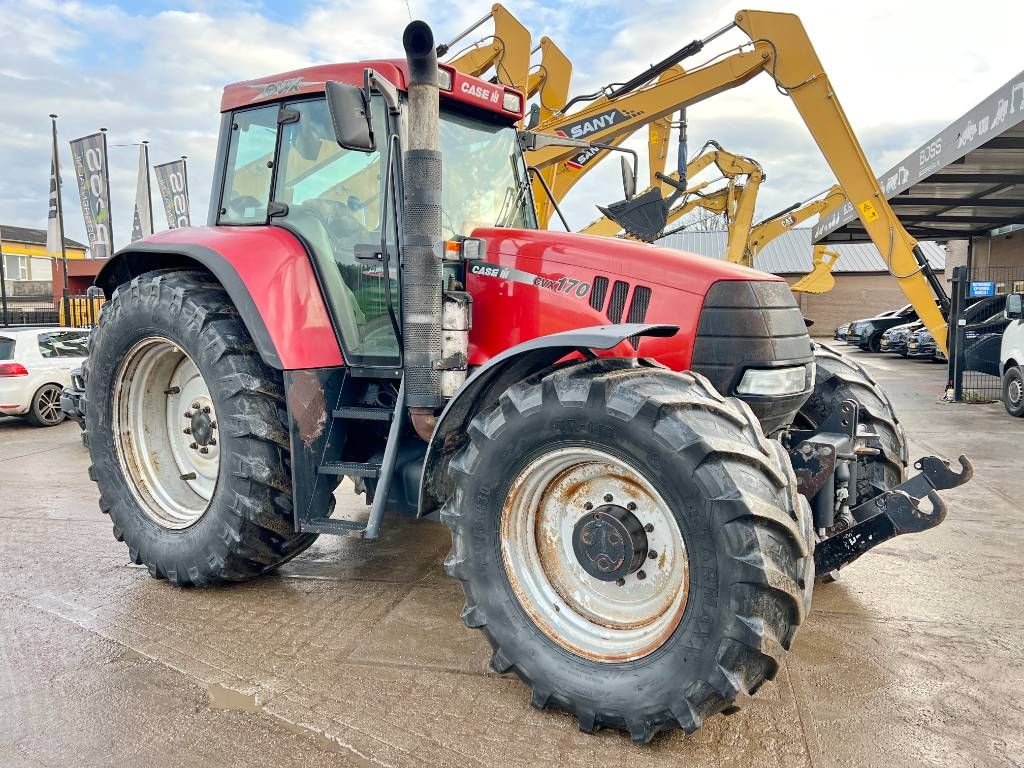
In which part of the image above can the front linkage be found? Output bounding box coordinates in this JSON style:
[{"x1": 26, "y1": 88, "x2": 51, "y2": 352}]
[{"x1": 788, "y1": 397, "x2": 973, "y2": 576}]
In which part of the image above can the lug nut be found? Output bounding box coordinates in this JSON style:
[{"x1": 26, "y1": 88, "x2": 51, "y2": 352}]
[
  {"x1": 603, "y1": 493, "x2": 613, "y2": 502},
  {"x1": 199, "y1": 447, "x2": 209, "y2": 455},
  {"x1": 644, "y1": 523, "x2": 654, "y2": 533},
  {"x1": 189, "y1": 442, "x2": 198, "y2": 450},
  {"x1": 615, "y1": 578, "x2": 625, "y2": 587},
  {"x1": 637, "y1": 570, "x2": 647, "y2": 580},
  {"x1": 183, "y1": 427, "x2": 192, "y2": 435},
  {"x1": 203, "y1": 406, "x2": 211, "y2": 414},
  {"x1": 648, "y1": 550, "x2": 658, "y2": 560},
  {"x1": 208, "y1": 438, "x2": 217, "y2": 446},
  {"x1": 627, "y1": 501, "x2": 637, "y2": 511},
  {"x1": 191, "y1": 402, "x2": 200, "y2": 410},
  {"x1": 211, "y1": 421, "x2": 217, "y2": 430},
  {"x1": 184, "y1": 411, "x2": 193, "y2": 419},
  {"x1": 583, "y1": 501, "x2": 593, "y2": 510}
]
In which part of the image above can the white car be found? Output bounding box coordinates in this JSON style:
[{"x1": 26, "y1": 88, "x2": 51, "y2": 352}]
[{"x1": 0, "y1": 327, "x2": 90, "y2": 427}]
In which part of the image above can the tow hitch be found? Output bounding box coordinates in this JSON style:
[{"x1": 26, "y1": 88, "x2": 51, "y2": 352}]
[{"x1": 813, "y1": 454, "x2": 972, "y2": 574}]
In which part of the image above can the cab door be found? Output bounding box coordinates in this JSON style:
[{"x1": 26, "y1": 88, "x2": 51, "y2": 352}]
[{"x1": 271, "y1": 97, "x2": 401, "y2": 368}]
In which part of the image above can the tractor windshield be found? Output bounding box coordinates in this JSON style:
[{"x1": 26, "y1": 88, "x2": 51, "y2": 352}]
[{"x1": 438, "y1": 111, "x2": 535, "y2": 235}]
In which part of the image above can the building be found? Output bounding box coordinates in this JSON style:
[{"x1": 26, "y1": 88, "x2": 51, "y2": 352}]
[
  {"x1": 0, "y1": 225, "x2": 90, "y2": 319},
  {"x1": 656, "y1": 228, "x2": 946, "y2": 332}
]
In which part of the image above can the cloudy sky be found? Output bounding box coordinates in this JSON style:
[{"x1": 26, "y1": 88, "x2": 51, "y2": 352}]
[{"x1": 1, "y1": 0, "x2": 1021, "y2": 251}]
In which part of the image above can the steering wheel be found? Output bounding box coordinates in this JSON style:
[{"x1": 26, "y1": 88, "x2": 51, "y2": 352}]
[{"x1": 227, "y1": 194, "x2": 263, "y2": 220}]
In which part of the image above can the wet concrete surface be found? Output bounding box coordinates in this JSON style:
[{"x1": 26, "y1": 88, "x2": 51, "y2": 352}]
[{"x1": 1, "y1": 346, "x2": 1022, "y2": 767}]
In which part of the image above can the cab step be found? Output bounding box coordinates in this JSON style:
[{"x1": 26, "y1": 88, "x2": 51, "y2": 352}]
[
  {"x1": 317, "y1": 461, "x2": 382, "y2": 478},
  {"x1": 299, "y1": 518, "x2": 367, "y2": 535},
  {"x1": 333, "y1": 406, "x2": 393, "y2": 421}
]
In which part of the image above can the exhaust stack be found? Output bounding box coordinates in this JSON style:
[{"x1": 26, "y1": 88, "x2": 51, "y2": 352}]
[{"x1": 401, "y1": 21, "x2": 444, "y2": 438}]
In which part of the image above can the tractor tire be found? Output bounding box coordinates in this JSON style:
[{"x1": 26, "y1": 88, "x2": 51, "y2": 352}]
[
  {"x1": 1003, "y1": 366, "x2": 1024, "y2": 417},
  {"x1": 26, "y1": 383, "x2": 66, "y2": 427},
  {"x1": 797, "y1": 344, "x2": 907, "y2": 507},
  {"x1": 84, "y1": 270, "x2": 317, "y2": 586},
  {"x1": 442, "y1": 359, "x2": 814, "y2": 743}
]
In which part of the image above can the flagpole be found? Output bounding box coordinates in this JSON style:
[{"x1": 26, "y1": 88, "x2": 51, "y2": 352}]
[
  {"x1": 180, "y1": 155, "x2": 190, "y2": 224},
  {"x1": 50, "y1": 114, "x2": 69, "y2": 299},
  {"x1": 100, "y1": 127, "x2": 113, "y2": 251},
  {"x1": 144, "y1": 141, "x2": 154, "y2": 233}
]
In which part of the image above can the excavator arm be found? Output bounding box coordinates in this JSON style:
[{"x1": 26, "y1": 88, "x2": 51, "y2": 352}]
[
  {"x1": 531, "y1": 10, "x2": 949, "y2": 351},
  {"x1": 527, "y1": 37, "x2": 573, "y2": 125},
  {"x1": 442, "y1": 4, "x2": 532, "y2": 94}
]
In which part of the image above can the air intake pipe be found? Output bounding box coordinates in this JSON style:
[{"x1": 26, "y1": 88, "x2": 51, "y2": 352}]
[{"x1": 401, "y1": 21, "x2": 444, "y2": 440}]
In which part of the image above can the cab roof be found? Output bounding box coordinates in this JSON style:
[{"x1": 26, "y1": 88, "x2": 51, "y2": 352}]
[{"x1": 221, "y1": 59, "x2": 525, "y2": 122}]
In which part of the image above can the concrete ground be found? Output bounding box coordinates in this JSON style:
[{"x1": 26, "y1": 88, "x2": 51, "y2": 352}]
[{"x1": 1, "y1": 346, "x2": 1022, "y2": 767}]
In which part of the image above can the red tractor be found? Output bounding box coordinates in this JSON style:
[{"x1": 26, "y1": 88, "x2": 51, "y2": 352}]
[{"x1": 83, "y1": 19, "x2": 971, "y2": 743}]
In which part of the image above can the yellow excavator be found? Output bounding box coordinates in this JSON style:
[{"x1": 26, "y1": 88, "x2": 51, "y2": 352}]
[{"x1": 526, "y1": 10, "x2": 950, "y2": 351}]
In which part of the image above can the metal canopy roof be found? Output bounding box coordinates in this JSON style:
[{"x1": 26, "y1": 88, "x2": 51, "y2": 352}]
[
  {"x1": 814, "y1": 71, "x2": 1024, "y2": 244},
  {"x1": 656, "y1": 228, "x2": 945, "y2": 275}
]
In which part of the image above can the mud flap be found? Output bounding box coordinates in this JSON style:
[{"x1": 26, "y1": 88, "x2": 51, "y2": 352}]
[
  {"x1": 814, "y1": 454, "x2": 973, "y2": 574},
  {"x1": 597, "y1": 188, "x2": 670, "y2": 242}
]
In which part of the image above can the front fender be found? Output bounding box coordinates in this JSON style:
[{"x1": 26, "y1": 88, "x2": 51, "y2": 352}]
[
  {"x1": 95, "y1": 226, "x2": 343, "y2": 370},
  {"x1": 417, "y1": 323, "x2": 678, "y2": 517}
]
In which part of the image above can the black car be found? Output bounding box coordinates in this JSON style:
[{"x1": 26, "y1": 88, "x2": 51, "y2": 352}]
[
  {"x1": 850, "y1": 305, "x2": 919, "y2": 352},
  {"x1": 906, "y1": 327, "x2": 939, "y2": 359},
  {"x1": 879, "y1": 321, "x2": 922, "y2": 356}
]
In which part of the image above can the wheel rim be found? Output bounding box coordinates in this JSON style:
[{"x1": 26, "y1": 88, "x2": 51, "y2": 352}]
[
  {"x1": 501, "y1": 447, "x2": 689, "y2": 663},
  {"x1": 37, "y1": 385, "x2": 63, "y2": 424},
  {"x1": 113, "y1": 337, "x2": 220, "y2": 529},
  {"x1": 1010, "y1": 377, "x2": 1023, "y2": 407}
]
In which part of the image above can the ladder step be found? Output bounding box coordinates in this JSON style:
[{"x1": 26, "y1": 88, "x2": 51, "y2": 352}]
[
  {"x1": 333, "y1": 406, "x2": 393, "y2": 421},
  {"x1": 300, "y1": 518, "x2": 367, "y2": 535},
  {"x1": 317, "y1": 461, "x2": 382, "y2": 478}
]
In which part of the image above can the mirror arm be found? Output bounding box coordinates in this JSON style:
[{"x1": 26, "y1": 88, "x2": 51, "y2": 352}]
[
  {"x1": 364, "y1": 68, "x2": 402, "y2": 115},
  {"x1": 527, "y1": 166, "x2": 571, "y2": 232}
]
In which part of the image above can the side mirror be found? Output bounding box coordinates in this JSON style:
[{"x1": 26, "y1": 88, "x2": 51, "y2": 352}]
[
  {"x1": 1006, "y1": 293, "x2": 1024, "y2": 320},
  {"x1": 325, "y1": 80, "x2": 374, "y2": 152},
  {"x1": 620, "y1": 156, "x2": 637, "y2": 201}
]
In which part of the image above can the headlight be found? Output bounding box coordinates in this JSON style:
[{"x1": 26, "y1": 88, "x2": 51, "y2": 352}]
[
  {"x1": 736, "y1": 365, "x2": 810, "y2": 397},
  {"x1": 502, "y1": 90, "x2": 523, "y2": 113}
]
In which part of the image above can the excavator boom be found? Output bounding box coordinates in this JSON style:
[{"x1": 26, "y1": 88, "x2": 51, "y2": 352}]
[{"x1": 534, "y1": 11, "x2": 949, "y2": 351}]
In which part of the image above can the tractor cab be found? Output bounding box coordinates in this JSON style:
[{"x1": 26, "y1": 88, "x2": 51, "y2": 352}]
[{"x1": 213, "y1": 60, "x2": 534, "y2": 367}]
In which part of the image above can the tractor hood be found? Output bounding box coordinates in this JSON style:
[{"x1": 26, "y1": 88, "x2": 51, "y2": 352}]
[{"x1": 469, "y1": 227, "x2": 780, "y2": 294}]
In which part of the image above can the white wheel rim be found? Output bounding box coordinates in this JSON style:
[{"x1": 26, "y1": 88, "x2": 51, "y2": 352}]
[
  {"x1": 113, "y1": 337, "x2": 219, "y2": 529},
  {"x1": 501, "y1": 447, "x2": 689, "y2": 663},
  {"x1": 1010, "y1": 377, "x2": 1023, "y2": 407}
]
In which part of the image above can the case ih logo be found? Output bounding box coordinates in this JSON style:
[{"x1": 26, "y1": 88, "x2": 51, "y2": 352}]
[
  {"x1": 459, "y1": 80, "x2": 501, "y2": 105},
  {"x1": 248, "y1": 77, "x2": 311, "y2": 101}
]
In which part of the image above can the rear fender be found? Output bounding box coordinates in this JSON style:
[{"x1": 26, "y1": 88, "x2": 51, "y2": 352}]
[
  {"x1": 417, "y1": 323, "x2": 678, "y2": 517},
  {"x1": 95, "y1": 227, "x2": 343, "y2": 370}
]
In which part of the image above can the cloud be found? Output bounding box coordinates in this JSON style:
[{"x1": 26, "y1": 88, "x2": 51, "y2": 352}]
[{"x1": 0, "y1": 0, "x2": 1021, "y2": 251}]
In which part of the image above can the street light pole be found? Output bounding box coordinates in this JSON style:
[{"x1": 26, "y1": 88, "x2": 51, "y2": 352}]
[{"x1": 50, "y1": 114, "x2": 69, "y2": 305}]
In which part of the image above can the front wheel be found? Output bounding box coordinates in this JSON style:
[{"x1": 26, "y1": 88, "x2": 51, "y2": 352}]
[
  {"x1": 442, "y1": 360, "x2": 813, "y2": 743},
  {"x1": 85, "y1": 270, "x2": 317, "y2": 585},
  {"x1": 1004, "y1": 366, "x2": 1024, "y2": 417}
]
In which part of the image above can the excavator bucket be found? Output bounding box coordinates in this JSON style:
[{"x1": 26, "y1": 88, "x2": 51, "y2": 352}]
[
  {"x1": 597, "y1": 188, "x2": 670, "y2": 243},
  {"x1": 791, "y1": 246, "x2": 840, "y2": 294}
]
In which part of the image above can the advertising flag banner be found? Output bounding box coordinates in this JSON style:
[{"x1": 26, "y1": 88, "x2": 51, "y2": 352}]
[
  {"x1": 154, "y1": 159, "x2": 191, "y2": 229},
  {"x1": 131, "y1": 142, "x2": 155, "y2": 242},
  {"x1": 69, "y1": 132, "x2": 114, "y2": 258}
]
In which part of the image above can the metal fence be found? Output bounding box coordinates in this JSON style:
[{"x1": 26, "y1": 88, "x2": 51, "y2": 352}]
[
  {"x1": 0, "y1": 293, "x2": 103, "y2": 329},
  {"x1": 949, "y1": 265, "x2": 1024, "y2": 402}
]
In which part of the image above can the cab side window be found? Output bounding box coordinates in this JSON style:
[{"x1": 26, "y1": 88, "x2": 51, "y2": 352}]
[{"x1": 220, "y1": 106, "x2": 278, "y2": 224}]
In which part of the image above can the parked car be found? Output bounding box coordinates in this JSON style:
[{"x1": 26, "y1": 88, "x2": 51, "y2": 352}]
[
  {"x1": 960, "y1": 298, "x2": 1008, "y2": 378},
  {"x1": 906, "y1": 327, "x2": 939, "y2": 360},
  {"x1": 834, "y1": 323, "x2": 849, "y2": 341},
  {"x1": 849, "y1": 304, "x2": 919, "y2": 352},
  {"x1": 879, "y1": 321, "x2": 922, "y2": 356},
  {"x1": 1001, "y1": 293, "x2": 1024, "y2": 417},
  {"x1": 0, "y1": 327, "x2": 90, "y2": 426}
]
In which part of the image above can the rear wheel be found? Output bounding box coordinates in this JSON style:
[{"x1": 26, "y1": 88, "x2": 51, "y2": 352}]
[
  {"x1": 26, "y1": 383, "x2": 65, "y2": 427},
  {"x1": 85, "y1": 270, "x2": 317, "y2": 585},
  {"x1": 1004, "y1": 366, "x2": 1024, "y2": 417},
  {"x1": 797, "y1": 344, "x2": 907, "y2": 507},
  {"x1": 443, "y1": 360, "x2": 813, "y2": 743}
]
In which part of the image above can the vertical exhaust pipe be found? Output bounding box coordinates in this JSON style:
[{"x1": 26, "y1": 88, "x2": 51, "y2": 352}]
[{"x1": 402, "y1": 21, "x2": 444, "y2": 439}]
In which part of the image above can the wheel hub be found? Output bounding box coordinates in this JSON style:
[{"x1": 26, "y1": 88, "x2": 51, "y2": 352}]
[
  {"x1": 572, "y1": 505, "x2": 648, "y2": 582},
  {"x1": 186, "y1": 404, "x2": 216, "y2": 447}
]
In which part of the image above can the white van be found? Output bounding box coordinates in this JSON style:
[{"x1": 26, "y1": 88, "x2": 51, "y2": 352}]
[{"x1": 1001, "y1": 293, "x2": 1024, "y2": 417}]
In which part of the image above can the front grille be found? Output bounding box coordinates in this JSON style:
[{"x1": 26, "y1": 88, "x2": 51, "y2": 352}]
[
  {"x1": 590, "y1": 276, "x2": 609, "y2": 311},
  {"x1": 691, "y1": 280, "x2": 813, "y2": 433},
  {"x1": 607, "y1": 280, "x2": 629, "y2": 323}
]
